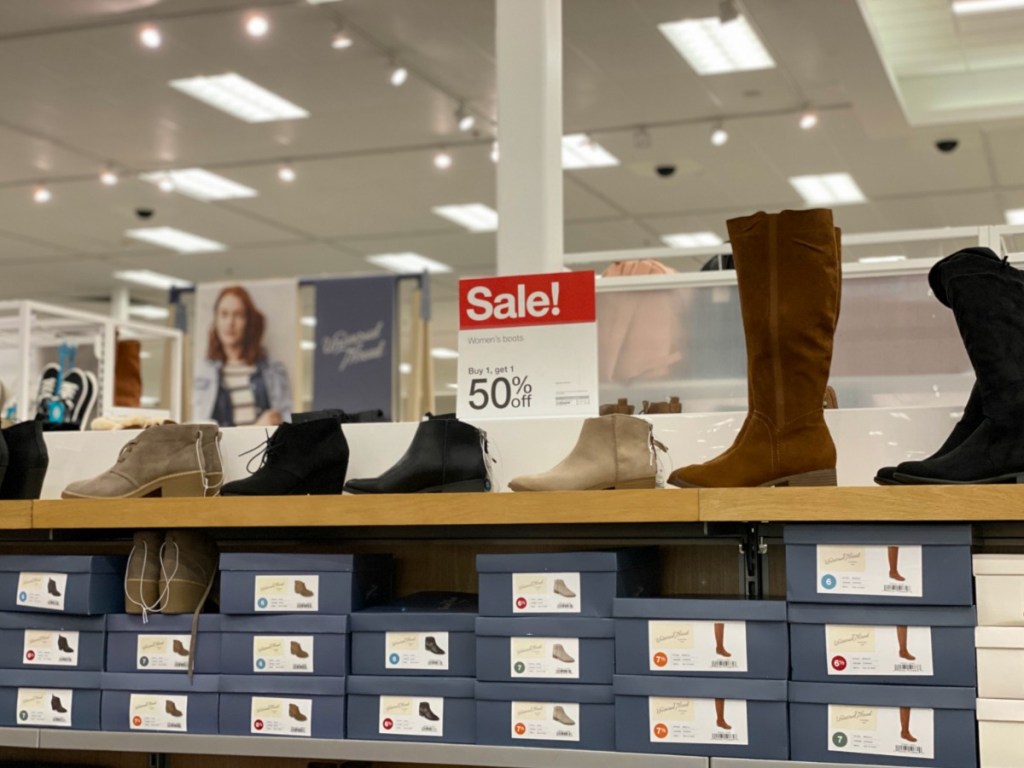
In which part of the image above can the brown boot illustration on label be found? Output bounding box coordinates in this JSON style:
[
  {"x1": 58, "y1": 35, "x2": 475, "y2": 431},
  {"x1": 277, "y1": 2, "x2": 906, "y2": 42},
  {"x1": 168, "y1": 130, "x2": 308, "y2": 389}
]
[
  {"x1": 714, "y1": 623, "x2": 732, "y2": 657},
  {"x1": 424, "y1": 636, "x2": 445, "y2": 655},
  {"x1": 290, "y1": 641, "x2": 309, "y2": 659},
  {"x1": 419, "y1": 702, "x2": 440, "y2": 721},
  {"x1": 552, "y1": 579, "x2": 576, "y2": 598},
  {"x1": 552, "y1": 705, "x2": 575, "y2": 726},
  {"x1": 48, "y1": 578, "x2": 61, "y2": 597},
  {"x1": 896, "y1": 625, "x2": 916, "y2": 661},
  {"x1": 899, "y1": 707, "x2": 916, "y2": 742},
  {"x1": 57, "y1": 635, "x2": 75, "y2": 654},
  {"x1": 294, "y1": 580, "x2": 315, "y2": 597},
  {"x1": 289, "y1": 703, "x2": 307, "y2": 722},
  {"x1": 51, "y1": 695, "x2": 67, "y2": 714},
  {"x1": 715, "y1": 699, "x2": 731, "y2": 730},
  {"x1": 165, "y1": 700, "x2": 183, "y2": 718},
  {"x1": 552, "y1": 644, "x2": 575, "y2": 664},
  {"x1": 888, "y1": 546, "x2": 906, "y2": 582},
  {"x1": 172, "y1": 639, "x2": 190, "y2": 657}
]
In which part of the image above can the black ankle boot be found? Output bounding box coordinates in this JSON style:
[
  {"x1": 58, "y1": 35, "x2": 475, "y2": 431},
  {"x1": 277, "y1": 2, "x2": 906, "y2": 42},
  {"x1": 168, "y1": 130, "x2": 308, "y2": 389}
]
[
  {"x1": 893, "y1": 249, "x2": 1024, "y2": 484},
  {"x1": 0, "y1": 421, "x2": 48, "y2": 500},
  {"x1": 221, "y1": 418, "x2": 349, "y2": 495},
  {"x1": 343, "y1": 414, "x2": 490, "y2": 493}
]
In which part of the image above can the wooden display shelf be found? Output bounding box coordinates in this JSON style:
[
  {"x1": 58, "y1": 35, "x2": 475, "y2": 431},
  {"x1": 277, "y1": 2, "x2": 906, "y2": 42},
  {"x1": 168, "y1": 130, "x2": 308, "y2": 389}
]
[{"x1": 0, "y1": 501, "x2": 31, "y2": 529}]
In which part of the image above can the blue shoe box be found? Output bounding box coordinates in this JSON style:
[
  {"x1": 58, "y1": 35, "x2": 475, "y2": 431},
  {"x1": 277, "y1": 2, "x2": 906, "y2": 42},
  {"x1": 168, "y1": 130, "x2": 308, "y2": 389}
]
[
  {"x1": 219, "y1": 674, "x2": 345, "y2": 738},
  {"x1": 476, "y1": 548, "x2": 659, "y2": 618},
  {"x1": 475, "y1": 681, "x2": 614, "y2": 750},
  {"x1": 0, "y1": 612, "x2": 105, "y2": 671},
  {"x1": 614, "y1": 675, "x2": 789, "y2": 759},
  {"x1": 346, "y1": 675, "x2": 475, "y2": 743},
  {"x1": 100, "y1": 672, "x2": 218, "y2": 734},
  {"x1": 789, "y1": 604, "x2": 977, "y2": 686},
  {"x1": 0, "y1": 669, "x2": 100, "y2": 730},
  {"x1": 351, "y1": 592, "x2": 475, "y2": 677},
  {"x1": 219, "y1": 553, "x2": 393, "y2": 615},
  {"x1": 475, "y1": 616, "x2": 614, "y2": 684},
  {"x1": 106, "y1": 614, "x2": 222, "y2": 674},
  {"x1": 220, "y1": 615, "x2": 348, "y2": 677},
  {"x1": 788, "y1": 681, "x2": 977, "y2": 766},
  {"x1": 785, "y1": 525, "x2": 973, "y2": 606},
  {"x1": 614, "y1": 597, "x2": 788, "y2": 679},
  {"x1": 0, "y1": 555, "x2": 126, "y2": 615}
]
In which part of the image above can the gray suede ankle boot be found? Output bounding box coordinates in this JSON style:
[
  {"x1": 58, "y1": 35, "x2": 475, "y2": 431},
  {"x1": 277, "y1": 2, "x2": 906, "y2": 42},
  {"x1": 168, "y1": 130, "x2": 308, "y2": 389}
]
[{"x1": 125, "y1": 530, "x2": 163, "y2": 616}]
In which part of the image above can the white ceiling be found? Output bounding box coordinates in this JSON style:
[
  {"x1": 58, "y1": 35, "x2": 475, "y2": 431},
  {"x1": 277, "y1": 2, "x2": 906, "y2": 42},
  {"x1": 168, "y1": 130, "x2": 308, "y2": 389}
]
[{"x1": 1, "y1": 0, "x2": 1024, "y2": 313}]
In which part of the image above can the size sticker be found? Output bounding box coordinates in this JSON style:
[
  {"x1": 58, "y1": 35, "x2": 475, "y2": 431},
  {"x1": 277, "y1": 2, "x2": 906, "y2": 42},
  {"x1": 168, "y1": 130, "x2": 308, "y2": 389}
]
[
  {"x1": 828, "y1": 705, "x2": 934, "y2": 760},
  {"x1": 16, "y1": 688, "x2": 72, "y2": 727},
  {"x1": 379, "y1": 696, "x2": 444, "y2": 737},
  {"x1": 16, "y1": 572, "x2": 67, "y2": 611},
  {"x1": 512, "y1": 572, "x2": 581, "y2": 613},
  {"x1": 253, "y1": 575, "x2": 319, "y2": 612},
  {"x1": 23, "y1": 629, "x2": 79, "y2": 667},
  {"x1": 817, "y1": 545, "x2": 923, "y2": 598},
  {"x1": 254, "y1": 635, "x2": 314, "y2": 673},
  {"x1": 511, "y1": 701, "x2": 580, "y2": 742},
  {"x1": 648, "y1": 620, "x2": 748, "y2": 673},
  {"x1": 137, "y1": 634, "x2": 191, "y2": 671},
  {"x1": 826, "y1": 625, "x2": 934, "y2": 677},
  {"x1": 385, "y1": 631, "x2": 449, "y2": 671},
  {"x1": 251, "y1": 696, "x2": 312, "y2": 737},
  {"x1": 510, "y1": 637, "x2": 579, "y2": 679},
  {"x1": 129, "y1": 694, "x2": 188, "y2": 732},
  {"x1": 649, "y1": 697, "x2": 749, "y2": 746}
]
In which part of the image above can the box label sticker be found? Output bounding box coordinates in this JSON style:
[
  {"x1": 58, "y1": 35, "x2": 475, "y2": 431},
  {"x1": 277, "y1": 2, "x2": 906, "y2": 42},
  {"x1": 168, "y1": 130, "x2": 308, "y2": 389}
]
[
  {"x1": 511, "y1": 701, "x2": 580, "y2": 742},
  {"x1": 828, "y1": 705, "x2": 934, "y2": 760},
  {"x1": 251, "y1": 696, "x2": 312, "y2": 737},
  {"x1": 137, "y1": 634, "x2": 191, "y2": 671},
  {"x1": 379, "y1": 695, "x2": 444, "y2": 737},
  {"x1": 16, "y1": 688, "x2": 72, "y2": 727},
  {"x1": 254, "y1": 635, "x2": 315, "y2": 673},
  {"x1": 254, "y1": 575, "x2": 319, "y2": 612},
  {"x1": 385, "y1": 631, "x2": 449, "y2": 671},
  {"x1": 648, "y1": 620, "x2": 748, "y2": 673},
  {"x1": 817, "y1": 545, "x2": 923, "y2": 597},
  {"x1": 512, "y1": 572, "x2": 581, "y2": 613},
  {"x1": 826, "y1": 625, "x2": 934, "y2": 677},
  {"x1": 649, "y1": 697, "x2": 749, "y2": 745},
  {"x1": 510, "y1": 637, "x2": 579, "y2": 679},
  {"x1": 16, "y1": 572, "x2": 67, "y2": 611},
  {"x1": 129, "y1": 693, "x2": 188, "y2": 732},
  {"x1": 23, "y1": 629, "x2": 79, "y2": 667}
]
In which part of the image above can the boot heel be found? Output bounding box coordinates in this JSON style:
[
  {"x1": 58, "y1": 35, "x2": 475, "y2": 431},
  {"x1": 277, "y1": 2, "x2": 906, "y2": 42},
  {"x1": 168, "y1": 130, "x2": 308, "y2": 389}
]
[
  {"x1": 0, "y1": 466, "x2": 48, "y2": 500},
  {"x1": 612, "y1": 477, "x2": 657, "y2": 490},
  {"x1": 418, "y1": 478, "x2": 491, "y2": 493},
  {"x1": 145, "y1": 473, "x2": 206, "y2": 498},
  {"x1": 770, "y1": 468, "x2": 837, "y2": 487}
]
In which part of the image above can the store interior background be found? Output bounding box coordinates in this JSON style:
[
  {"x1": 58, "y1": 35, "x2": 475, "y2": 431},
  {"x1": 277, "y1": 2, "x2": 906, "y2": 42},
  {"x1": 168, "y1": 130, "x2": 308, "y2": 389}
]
[{"x1": 2, "y1": 0, "x2": 1023, "y2": 418}]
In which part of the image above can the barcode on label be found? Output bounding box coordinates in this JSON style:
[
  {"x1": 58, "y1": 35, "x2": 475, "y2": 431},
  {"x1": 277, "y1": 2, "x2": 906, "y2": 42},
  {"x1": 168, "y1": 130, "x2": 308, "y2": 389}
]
[
  {"x1": 894, "y1": 663, "x2": 923, "y2": 672},
  {"x1": 711, "y1": 660, "x2": 738, "y2": 668},
  {"x1": 883, "y1": 584, "x2": 911, "y2": 593},
  {"x1": 712, "y1": 733, "x2": 738, "y2": 741},
  {"x1": 895, "y1": 745, "x2": 923, "y2": 754}
]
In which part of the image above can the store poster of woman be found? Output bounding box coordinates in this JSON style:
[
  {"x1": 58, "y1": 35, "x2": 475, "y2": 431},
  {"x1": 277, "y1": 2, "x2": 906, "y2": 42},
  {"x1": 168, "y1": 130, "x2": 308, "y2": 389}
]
[{"x1": 192, "y1": 279, "x2": 298, "y2": 426}]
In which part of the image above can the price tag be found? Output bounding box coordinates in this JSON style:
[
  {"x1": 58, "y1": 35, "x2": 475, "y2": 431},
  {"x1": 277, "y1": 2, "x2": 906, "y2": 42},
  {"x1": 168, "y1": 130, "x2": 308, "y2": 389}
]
[{"x1": 456, "y1": 271, "x2": 598, "y2": 419}]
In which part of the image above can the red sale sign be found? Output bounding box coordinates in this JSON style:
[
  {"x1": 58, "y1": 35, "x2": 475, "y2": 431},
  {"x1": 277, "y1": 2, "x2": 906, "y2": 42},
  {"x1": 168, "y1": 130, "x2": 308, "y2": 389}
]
[{"x1": 459, "y1": 272, "x2": 596, "y2": 330}]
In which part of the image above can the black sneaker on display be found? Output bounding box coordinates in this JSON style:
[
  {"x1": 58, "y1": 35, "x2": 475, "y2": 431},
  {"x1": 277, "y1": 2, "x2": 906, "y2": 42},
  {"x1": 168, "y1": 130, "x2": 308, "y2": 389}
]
[
  {"x1": 61, "y1": 368, "x2": 97, "y2": 429},
  {"x1": 35, "y1": 363, "x2": 60, "y2": 421}
]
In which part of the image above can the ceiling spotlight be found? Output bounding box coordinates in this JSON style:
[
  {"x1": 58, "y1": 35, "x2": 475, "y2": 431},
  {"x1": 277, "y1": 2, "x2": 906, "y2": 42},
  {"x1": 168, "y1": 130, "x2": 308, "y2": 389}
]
[
  {"x1": 490, "y1": 141, "x2": 499, "y2": 163},
  {"x1": 245, "y1": 13, "x2": 270, "y2": 38},
  {"x1": 799, "y1": 110, "x2": 819, "y2": 130},
  {"x1": 710, "y1": 124, "x2": 729, "y2": 146},
  {"x1": 331, "y1": 26, "x2": 353, "y2": 49},
  {"x1": 390, "y1": 63, "x2": 408, "y2": 87},
  {"x1": 278, "y1": 164, "x2": 296, "y2": 183},
  {"x1": 157, "y1": 174, "x2": 175, "y2": 193},
  {"x1": 456, "y1": 104, "x2": 476, "y2": 132},
  {"x1": 100, "y1": 167, "x2": 119, "y2": 186},
  {"x1": 139, "y1": 24, "x2": 162, "y2": 49},
  {"x1": 33, "y1": 185, "x2": 51, "y2": 204},
  {"x1": 434, "y1": 150, "x2": 453, "y2": 170}
]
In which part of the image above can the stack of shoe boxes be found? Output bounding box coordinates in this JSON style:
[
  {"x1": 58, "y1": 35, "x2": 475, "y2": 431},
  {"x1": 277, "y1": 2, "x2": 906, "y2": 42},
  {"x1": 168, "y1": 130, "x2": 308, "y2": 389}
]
[
  {"x1": 785, "y1": 524, "x2": 978, "y2": 767},
  {"x1": 611, "y1": 597, "x2": 789, "y2": 760},
  {"x1": 347, "y1": 592, "x2": 477, "y2": 744},
  {"x1": 0, "y1": 554, "x2": 124, "y2": 731},
  {"x1": 474, "y1": 549, "x2": 659, "y2": 751}
]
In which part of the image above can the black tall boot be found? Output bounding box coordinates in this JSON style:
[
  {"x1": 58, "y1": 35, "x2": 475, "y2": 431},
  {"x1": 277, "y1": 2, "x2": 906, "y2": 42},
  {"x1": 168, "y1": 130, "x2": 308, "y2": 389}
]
[
  {"x1": 0, "y1": 421, "x2": 49, "y2": 500},
  {"x1": 894, "y1": 248, "x2": 1024, "y2": 483},
  {"x1": 344, "y1": 413, "x2": 490, "y2": 493},
  {"x1": 221, "y1": 418, "x2": 349, "y2": 495}
]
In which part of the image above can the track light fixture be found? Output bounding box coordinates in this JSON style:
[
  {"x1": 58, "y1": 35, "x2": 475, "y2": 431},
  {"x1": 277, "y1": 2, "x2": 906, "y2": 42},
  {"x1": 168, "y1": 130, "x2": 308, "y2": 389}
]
[
  {"x1": 390, "y1": 61, "x2": 408, "y2": 87},
  {"x1": 33, "y1": 185, "x2": 51, "y2": 203},
  {"x1": 331, "y1": 24, "x2": 353, "y2": 49},
  {"x1": 799, "y1": 110, "x2": 819, "y2": 130},
  {"x1": 456, "y1": 104, "x2": 476, "y2": 132},
  {"x1": 710, "y1": 123, "x2": 729, "y2": 146},
  {"x1": 139, "y1": 24, "x2": 162, "y2": 49},
  {"x1": 434, "y1": 150, "x2": 453, "y2": 170},
  {"x1": 245, "y1": 13, "x2": 270, "y2": 38},
  {"x1": 100, "y1": 166, "x2": 119, "y2": 186},
  {"x1": 490, "y1": 141, "x2": 499, "y2": 163},
  {"x1": 278, "y1": 164, "x2": 296, "y2": 183}
]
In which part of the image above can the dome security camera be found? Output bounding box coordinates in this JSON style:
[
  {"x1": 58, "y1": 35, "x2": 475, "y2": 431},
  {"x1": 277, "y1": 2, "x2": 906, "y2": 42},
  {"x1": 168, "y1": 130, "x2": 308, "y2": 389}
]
[
  {"x1": 134, "y1": 207, "x2": 155, "y2": 219},
  {"x1": 935, "y1": 139, "x2": 959, "y2": 154},
  {"x1": 655, "y1": 164, "x2": 677, "y2": 178}
]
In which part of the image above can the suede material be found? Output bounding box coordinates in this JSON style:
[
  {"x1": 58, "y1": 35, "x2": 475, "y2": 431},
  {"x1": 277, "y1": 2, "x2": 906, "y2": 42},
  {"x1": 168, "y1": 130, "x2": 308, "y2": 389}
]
[
  {"x1": 509, "y1": 414, "x2": 654, "y2": 491},
  {"x1": 928, "y1": 247, "x2": 1000, "y2": 307},
  {"x1": 159, "y1": 529, "x2": 218, "y2": 613},
  {"x1": 114, "y1": 339, "x2": 142, "y2": 408},
  {"x1": 670, "y1": 209, "x2": 839, "y2": 487},
  {"x1": 0, "y1": 421, "x2": 48, "y2": 500},
  {"x1": 126, "y1": 530, "x2": 163, "y2": 615}
]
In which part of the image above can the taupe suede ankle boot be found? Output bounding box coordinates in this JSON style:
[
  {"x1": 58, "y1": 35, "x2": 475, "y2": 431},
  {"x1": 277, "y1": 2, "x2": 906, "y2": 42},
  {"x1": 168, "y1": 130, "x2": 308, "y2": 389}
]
[
  {"x1": 509, "y1": 414, "x2": 656, "y2": 491},
  {"x1": 158, "y1": 529, "x2": 218, "y2": 614},
  {"x1": 642, "y1": 396, "x2": 682, "y2": 414},
  {"x1": 599, "y1": 398, "x2": 634, "y2": 416},
  {"x1": 125, "y1": 530, "x2": 163, "y2": 616},
  {"x1": 61, "y1": 424, "x2": 223, "y2": 499}
]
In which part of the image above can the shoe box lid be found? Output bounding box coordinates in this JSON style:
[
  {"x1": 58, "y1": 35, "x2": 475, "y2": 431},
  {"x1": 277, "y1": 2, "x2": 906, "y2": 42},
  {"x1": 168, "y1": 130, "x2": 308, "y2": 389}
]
[
  {"x1": 0, "y1": 555, "x2": 127, "y2": 574},
  {"x1": 476, "y1": 548, "x2": 657, "y2": 574},
  {"x1": 219, "y1": 553, "x2": 392, "y2": 573},
  {"x1": 475, "y1": 617, "x2": 614, "y2": 638},
  {"x1": 974, "y1": 554, "x2": 1024, "y2": 575},
  {"x1": 106, "y1": 614, "x2": 225, "y2": 633},
  {"x1": 976, "y1": 626, "x2": 1024, "y2": 649},
  {"x1": 0, "y1": 611, "x2": 105, "y2": 631},
  {"x1": 219, "y1": 614, "x2": 348, "y2": 633},
  {"x1": 613, "y1": 597, "x2": 787, "y2": 622},
  {"x1": 0, "y1": 669, "x2": 100, "y2": 689},
  {"x1": 783, "y1": 524, "x2": 972, "y2": 546},
  {"x1": 475, "y1": 681, "x2": 613, "y2": 704},
  {"x1": 100, "y1": 672, "x2": 219, "y2": 693},
  {"x1": 788, "y1": 681, "x2": 976, "y2": 710},
  {"x1": 351, "y1": 592, "x2": 476, "y2": 632},
  {"x1": 219, "y1": 674, "x2": 345, "y2": 696},
  {"x1": 346, "y1": 675, "x2": 474, "y2": 698},
  {"x1": 613, "y1": 674, "x2": 787, "y2": 702},
  {"x1": 788, "y1": 604, "x2": 976, "y2": 627}
]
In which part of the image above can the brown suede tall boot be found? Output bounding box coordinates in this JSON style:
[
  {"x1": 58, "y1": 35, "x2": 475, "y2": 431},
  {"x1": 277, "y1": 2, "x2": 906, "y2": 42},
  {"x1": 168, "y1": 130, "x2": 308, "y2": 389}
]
[{"x1": 669, "y1": 209, "x2": 840, "y2": 487}]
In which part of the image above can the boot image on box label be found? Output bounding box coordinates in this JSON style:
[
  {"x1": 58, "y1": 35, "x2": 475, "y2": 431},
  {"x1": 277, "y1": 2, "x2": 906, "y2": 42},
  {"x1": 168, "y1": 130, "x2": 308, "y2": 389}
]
[
  {"x1": 828, "y1": 705, "x2": 934, "y2": 760},
  {"x1": 129, "y1": 694, "x2": 187, "y2": 732},
  {"x1": 648, "y1": 620, "x2": 748, "y2": 673},
  {"x1": 510, "y1": 637, "x2": 579, "y2": 679},
  {"x1": 511, "y1": 701, "x2": 580, "y2": 742},
  {"x1": 16, "y1": 688, "x2": 72, "y2": 727},
  {"x1": 817, "y1": 545, "x2": 923, "y2": 598},
  {"x1": 385, "y1": 631, "x2": 449, "y2": 670},
  {"x1": 137, "y1": 634, "x2": 191, "y2": 671},
  {"x1": 649, "y1": 697, "x2": 749, "y2": 746},
  {"x1": 512, "y1": 572, "x2": 581, "y2": 613},
  {"x1": 251, "y1": 696, "x2": 312, "y2": 737},
  {"x1": 253, "y1": 635, "x2": 315, "y2": 673},
  {"x1": 16, "y1": 572, "x2": 67, "y2": 611},
  {"x1": 825, "y1": 625, "x2": 934, "y2": 676},
  {"x1": 23, "y1": 629, "x2": 79, "y2": 667},
  {"x1": 254, "y1": 575, "x2": 319, "y2": 612},
  {"x1": 379, "y1": 696, "x2": 444, "y2": 737}
]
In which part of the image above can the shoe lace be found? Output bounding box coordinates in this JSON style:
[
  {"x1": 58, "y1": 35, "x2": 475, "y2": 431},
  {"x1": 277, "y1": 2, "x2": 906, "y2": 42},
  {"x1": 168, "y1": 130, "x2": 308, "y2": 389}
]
[
  {"x1": 195, "y1": 430, "x2": 222, "y2": 496},
  {"x1": 58, "y1": 380, "x2": 79, "y2": 402},
  {"x1": 238, "y1": 429, "x2": 280, "y2": 474},
  {"x1": 123, "y1": 537, "x2": 162, "y2": 623},
  {"x1": 116, "y1": 438, "x2": 140, "y2": 463}
]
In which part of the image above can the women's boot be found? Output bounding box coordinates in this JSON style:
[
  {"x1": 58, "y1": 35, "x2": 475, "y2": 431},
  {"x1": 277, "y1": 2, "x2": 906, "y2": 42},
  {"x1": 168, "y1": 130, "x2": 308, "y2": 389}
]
[
  {"x1": 0, "y1": 421, "x2": 49, "y2": 500},
  {"x1": 158, "y1": 529, "x2": 218, "y2": 614},
  {"x1": 125, "y1": 531, "x2": 163, "y2": 616}
]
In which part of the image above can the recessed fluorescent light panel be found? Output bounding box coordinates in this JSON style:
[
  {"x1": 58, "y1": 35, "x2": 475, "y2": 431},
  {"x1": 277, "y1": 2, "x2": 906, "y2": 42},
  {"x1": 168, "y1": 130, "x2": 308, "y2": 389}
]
[
  {"x1": 952, "y1": 0, "x2": 1024, "y2": 14},
  {"x1": 366, "y1": 252, "x2": 452, "y2": 274},
  {"x1": 128, "y1": 305, "x2": 171, "y2": 320},
  {"x1": 431, "y1": 347, "x2": 459, "y2": 360},
  {"x1": 432, "y1": 204, "x2": 499, "y2": 232},
  {"x1": 789, "y1": 173, "x2": 867, "y2": 206},
  {"x1": 114, "y1": 270, "x2": 193, "y2": 290},
  {"x1": 562, "y1": 134, "x2": 620, "y2": 169},
  {"x1": 858, "y1": 255, "x2": 907, "y2": 264},
  {"x1": 140, "y1": 169, "x2": 257, "y2": 202},
  {"x1": 658, "y1": 15, "x2": 775, "y2": 75},
  {"x1": 1005, "y1": 208, "x2": 1024, "y2": 225},
  {"x1": 662, "y1": 232, "x2": 724, "y2": 248},
  {"x1": 170, "y1": 73, "x2": 309, "y2": 123},
  {"x1": 125, "y1": 227, "x2": 227, "y2": 254}
]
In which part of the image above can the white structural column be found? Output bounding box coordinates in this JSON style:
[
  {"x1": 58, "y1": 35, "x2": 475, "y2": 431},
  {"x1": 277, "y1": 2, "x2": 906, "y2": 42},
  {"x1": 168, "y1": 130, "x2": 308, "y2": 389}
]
[{"x1": 495, "y1": 0, "x2": 564, "y2": 276}]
